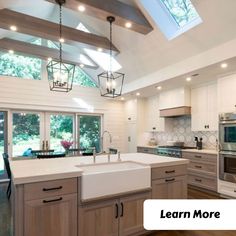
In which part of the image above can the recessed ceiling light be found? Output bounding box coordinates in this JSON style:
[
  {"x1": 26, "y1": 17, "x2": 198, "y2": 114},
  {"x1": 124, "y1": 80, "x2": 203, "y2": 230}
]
[
  {"x1": 121, "y1": 97, "x2": 125, "y2": 100},
  {"x1": 8, "y1": 50, "x2": 14, "y2": 54},
  {"x1": 156, "y1": 86, "x2": 162, "y2": 90},
  {"x1": 186, "y1": 77, "x2": 192, "y2": 82},
  {"x1": 136, "y1": 92, "x2": 140, "y2": 96},
  {"x1": 97, "y1": 48, "x2": 103, "y2": 52},
  {"x1": 221, "y1": 63, "x2": 228, "y2": 68},
  {"x1": 10, "y1": 25, "x2": 17, "y2": 31},
  {"x1": 80, "y1": 63, "x2": 84, "y2": 68},
  {"x1": 125, "y1": 22, "x2": 132, "y2": 28},
  {"x1": 78, "y1": 5, "x2": 86, "y2": 12},
  {"x1": 47, "y1": 57, "x2": 52, "y2": 61},
  {"x1": 59, "y1": 38, "x2": 65, "y2": 43}
]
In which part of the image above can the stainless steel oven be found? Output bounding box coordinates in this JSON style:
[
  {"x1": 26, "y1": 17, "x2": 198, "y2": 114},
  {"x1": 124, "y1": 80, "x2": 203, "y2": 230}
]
[
  {"x1": 219, "y1": 151, "x2": 236, "y2": 183},
  {"x1": 219, "y1": 113, "x2": 236, "y2": 151}
]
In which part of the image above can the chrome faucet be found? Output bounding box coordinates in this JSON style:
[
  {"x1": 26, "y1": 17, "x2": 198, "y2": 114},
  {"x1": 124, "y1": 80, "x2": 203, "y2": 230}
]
[
  {"x1": 101, "y1": 130, "x2": 112, "y2": 153},
  {"x1": 93, "y1": 148, "x2": 111, "y2": 163}
]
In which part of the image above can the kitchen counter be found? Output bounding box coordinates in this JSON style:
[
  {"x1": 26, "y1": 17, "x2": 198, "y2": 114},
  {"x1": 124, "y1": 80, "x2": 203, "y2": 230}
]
[
  {"x1": 182, "y1": 149, "x2": 218, "y2": 155},
  {"x1": 10, "y1": 153, "x2": 189, "y2": 185}
]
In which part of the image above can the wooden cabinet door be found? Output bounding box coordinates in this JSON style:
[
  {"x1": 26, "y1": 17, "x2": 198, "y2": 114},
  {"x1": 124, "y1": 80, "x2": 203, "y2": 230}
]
[
  {"x1": 152, "y1": 175, "x2": 187, "y2": 199},
  {"x1": 24, "y1": 193, "x2": 77, "y2": 236},
  {"x1": 78, "y1": 199, "x2": 119, "y2": 236},
  {"x1": 119, "y1": 191, "x2": 150, "y2": 236}
]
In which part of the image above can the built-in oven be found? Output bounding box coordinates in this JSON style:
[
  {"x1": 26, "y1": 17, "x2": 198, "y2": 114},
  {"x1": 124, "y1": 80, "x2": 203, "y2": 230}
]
[
  {"x1": 219, "y1": 113, "x2": 236, "y2": 151},
  {"x1": 219, "y1": 151, "x2": 236, "y2": 183}
]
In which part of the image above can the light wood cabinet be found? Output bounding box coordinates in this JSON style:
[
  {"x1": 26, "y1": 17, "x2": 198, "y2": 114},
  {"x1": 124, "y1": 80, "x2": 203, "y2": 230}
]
[
  {"x1": 182, "y1": 151, "x2": 217, "y2": 192},
  {"x1": 151, "y1": 164, "x2": 188, "y2": 199},
  {"x1": 78, "y1": 199, "x2": 119, "y2": 236},
  {"x1": 191, "y1": 83, "x2": 217, "y2": 131},
  {"x1": 78, "y1": 191, "x2": 150, "y2": 236},
  {"x1": 24, "y1": 193, "x2": 77, "y2": 236}
]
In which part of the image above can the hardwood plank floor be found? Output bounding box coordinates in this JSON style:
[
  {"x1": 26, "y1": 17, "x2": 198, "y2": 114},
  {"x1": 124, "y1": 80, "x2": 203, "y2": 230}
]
[{"x1": 0, "y1": 184, "x2": 235, "y2": 236}]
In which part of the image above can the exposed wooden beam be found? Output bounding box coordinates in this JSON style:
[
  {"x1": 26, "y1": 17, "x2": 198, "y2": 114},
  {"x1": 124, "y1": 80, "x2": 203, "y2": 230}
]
[
  {"x1": 46, "y1": 0, "x2": 153, "y2": 35},
  {"x1": 0, "y1": 38, "x2": 98, "y2": 69},
  {"x1": 0, "y1": 9, "x2": 119, "y2": 53}
]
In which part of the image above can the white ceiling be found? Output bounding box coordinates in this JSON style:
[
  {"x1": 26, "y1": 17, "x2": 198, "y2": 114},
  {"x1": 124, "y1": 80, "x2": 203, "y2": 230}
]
[{"x1": 1, "y1": 0, "x2": 236, "y2": 93}]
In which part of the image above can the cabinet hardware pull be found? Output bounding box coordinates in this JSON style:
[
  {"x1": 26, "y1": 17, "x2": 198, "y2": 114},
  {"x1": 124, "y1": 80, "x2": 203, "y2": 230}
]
[
  {"x1": 115, "y1": 203, "x2": 119, "y2": 218},
  {"x1": 195, "y1": 178, "x2": 202, "y2": 182},
  {"x1": 43, "y1": 197, "x2": 63, "y2": 203},
  {"x1": 165, "y1": 178, "x2": 175, "y2": 182},
  {"x1": 195, "y1": 165, "x2": 202, "y2": 169},
  {"x1": 194, "y1": 155, "x2": 202, "y2": 158},
  {"x1": 165, "y1": 170, "x2": 175, "y2": 174},
  {"x1": 234, "y1": 190, "x2": 236, "y2": 193},
  {"x1": 43, "y1": 186, "x2": 63, "y2": 191},
  {"x1": 120, "y1": 202, "x2": 124, "y2": 217}
]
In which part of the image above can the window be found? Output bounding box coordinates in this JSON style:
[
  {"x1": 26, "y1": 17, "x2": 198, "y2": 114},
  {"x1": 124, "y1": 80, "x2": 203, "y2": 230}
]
[
  {"x1": 0, "y1": 111, "x2": 7, "y2": 175},
  {"x1": 12, "y1": 112, "x2": 40, "y2": 157},
  {"x1": 79, "y1": 115, "x2": 101, "y2": 152},
  {"x1": 0, "y1": 51, "x2": 42, "y2": 80},
  {"x1": 161, "y1": 0, "x2": 200, "y2": 27},
  {"x1": 50, "y1": 114, "x2": 74, "y2": 152},
  {"x1": 73, "y1": 67, "x2": 97, "y2": 87},
  {"x1": 140, "y1": 0, "x2": 202, "y2": 40},
  {"x1": 76, "y1": 22, "x2": 90, "y2": 33}
]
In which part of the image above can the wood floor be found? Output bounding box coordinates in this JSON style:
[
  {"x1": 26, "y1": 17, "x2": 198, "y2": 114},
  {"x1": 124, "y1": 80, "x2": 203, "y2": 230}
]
[{"x1": 0, "y1": 184, "x2": 235, "y2": 236}]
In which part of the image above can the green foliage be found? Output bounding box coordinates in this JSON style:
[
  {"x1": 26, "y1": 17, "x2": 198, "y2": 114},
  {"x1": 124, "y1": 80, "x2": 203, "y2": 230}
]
[
  {"x1": 161, "y1": 0, "x2": 199, "y2": 27},
  {"x1": 79, "y1": 115, "x2": 101, "y2": 152},
  {"x1": 73, "y1": 67, "x2": 97, "y2": 87},
  {"x1": 0, "y1": 52, "x2": 41, "y2": 80}
]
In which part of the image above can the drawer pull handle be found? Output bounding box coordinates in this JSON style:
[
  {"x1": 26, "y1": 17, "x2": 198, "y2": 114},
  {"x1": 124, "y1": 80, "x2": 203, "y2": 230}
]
[
  {"x1": 195, "y1": 165, "x2": 202, "y2": 169},
  {"x1": 195, "y1": 178, "x2": 202, "y2": 182},
  {"x1": 43, "y1": 186, "x2": 63, "y2": 192},
  {"x1": 234, "y1": 190, "x2": 236, "y2": 193},
  {"x1": 195, "y1": 155, "x2": 202, "y2": 158},
  {"x1": 165, "y1": 178, "x2": 175, "y2": 182},
  {"x1": 165, "y1": 170, "x2": 175, "y2": 174},
  {"x1": 43, "y1": 197, "x2": 63, "y2": 203}
]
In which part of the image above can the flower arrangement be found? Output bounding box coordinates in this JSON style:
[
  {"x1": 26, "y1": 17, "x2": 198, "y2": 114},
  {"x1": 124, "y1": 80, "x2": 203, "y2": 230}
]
[{"x1": 61, "y1": 140, "x2": 73, "y2": 150}]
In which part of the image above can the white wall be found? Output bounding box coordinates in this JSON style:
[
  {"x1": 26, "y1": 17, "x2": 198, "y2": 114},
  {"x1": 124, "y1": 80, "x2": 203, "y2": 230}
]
[{"x1": 0, "y1": 75, "x2": 126, "y2": 152}]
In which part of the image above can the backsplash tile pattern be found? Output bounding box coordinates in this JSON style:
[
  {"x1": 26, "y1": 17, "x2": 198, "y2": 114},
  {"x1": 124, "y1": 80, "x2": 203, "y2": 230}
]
[{"x1": 152, "y1": 117, "x2": 218, "y2": 149}]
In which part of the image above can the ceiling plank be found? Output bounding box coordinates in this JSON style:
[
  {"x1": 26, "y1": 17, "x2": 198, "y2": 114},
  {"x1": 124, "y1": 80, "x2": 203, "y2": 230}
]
[
  {"x1": 46, "y1": 0, "x2": 153, "y2": 35},
  {"x1": 0, "y1": 38, "x2": 98, "y2": 69},
  {"x1": 0, "y1": 9, "x2": 119, "y2": 53}
]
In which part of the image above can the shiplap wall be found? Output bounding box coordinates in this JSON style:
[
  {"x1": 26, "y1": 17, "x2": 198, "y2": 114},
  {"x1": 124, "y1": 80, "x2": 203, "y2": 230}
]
[{"x1": 0, "y1": 75, "x2": 126, "y2": 152}]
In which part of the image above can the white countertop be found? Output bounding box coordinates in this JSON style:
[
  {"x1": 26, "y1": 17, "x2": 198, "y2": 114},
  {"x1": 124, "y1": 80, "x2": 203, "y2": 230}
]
[
  {"x1": 10, "y1": 153, "x2": 189, "y2": 185},
  {"x1": 182, "y1": 149, "x2": 218, "y2": 155}
]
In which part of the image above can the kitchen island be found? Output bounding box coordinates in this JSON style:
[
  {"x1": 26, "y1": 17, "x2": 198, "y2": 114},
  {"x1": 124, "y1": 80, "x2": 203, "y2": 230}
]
[{"x1": 10, "y1": 153, "x2": 189, "y2": 236}]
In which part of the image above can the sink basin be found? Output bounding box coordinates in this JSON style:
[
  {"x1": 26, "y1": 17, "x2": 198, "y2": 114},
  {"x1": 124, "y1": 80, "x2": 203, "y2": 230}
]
[{"x1": 76, "y1": 161, "x2": 151, "y2": 200}]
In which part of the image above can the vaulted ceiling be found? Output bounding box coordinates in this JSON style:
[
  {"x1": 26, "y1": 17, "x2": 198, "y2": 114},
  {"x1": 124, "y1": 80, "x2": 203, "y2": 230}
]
[{"x1": 1, "y1": 0, "x2": 236, "y2": 92}]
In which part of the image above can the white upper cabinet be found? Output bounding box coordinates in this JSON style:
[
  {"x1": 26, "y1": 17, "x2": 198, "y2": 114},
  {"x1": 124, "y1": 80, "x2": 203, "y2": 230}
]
[
  {"x1": 159, "y1": 87, "x2": 191, "y2": 110},
  {"x1": 218, "y1": 74, "x2": 236, "y2": 113},
  {"x1": 191, "y1": 83, "x2": 217, "y2": 131}
]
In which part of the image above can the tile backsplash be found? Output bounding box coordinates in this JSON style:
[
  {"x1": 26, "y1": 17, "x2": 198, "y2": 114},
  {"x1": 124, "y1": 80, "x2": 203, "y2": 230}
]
[{"x1": 147, "y1": 117, "x2": 218, "y2": 150}]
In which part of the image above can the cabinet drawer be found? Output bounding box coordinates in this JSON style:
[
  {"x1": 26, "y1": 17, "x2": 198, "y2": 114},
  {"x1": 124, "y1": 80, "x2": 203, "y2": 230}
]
[
  {"x1": 137, "y1": 147, "x2": 156, "y2": 154},
  {"x1": 24, "y1": 178, "x2": 77, "y2": 201},
  {"x1": 182, "y1": 152, "x2": 217, "y2": 163},
  {"x1": 152, "y1": 165, "x2": 187, "y2": 180},
  {"x1": 188, "y1": 174, "x2": 217, "y2": 191},
  {"x1": 219, "y1": 182, "x2": 236, "y2": 198},
  {"x1": 188, "y1": 161, "x2": 217, "y2": 175}
]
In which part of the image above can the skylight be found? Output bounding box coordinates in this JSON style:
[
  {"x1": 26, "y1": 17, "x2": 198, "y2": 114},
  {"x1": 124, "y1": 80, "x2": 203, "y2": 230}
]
[
  {"x1": 140, "y1": 0, "x2": 202, "y2": 40},
  {"x1": 84, "y1": 49, "x2": 122, "y2": 72},
  {"x1": 160, "y1": 0, "x2": 200, "y2": 27},
  {"x1": 76, "y1": 22, "x2": 90, "y2": 33}
]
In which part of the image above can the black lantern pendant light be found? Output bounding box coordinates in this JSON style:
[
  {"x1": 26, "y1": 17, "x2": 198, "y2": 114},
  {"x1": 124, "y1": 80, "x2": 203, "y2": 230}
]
[
  {"x1": 46, "y1": 0, "x2": 75, "y2": 92},
  {"x1": 98, "y1": 16, "x2": 125, "y2": 98}
]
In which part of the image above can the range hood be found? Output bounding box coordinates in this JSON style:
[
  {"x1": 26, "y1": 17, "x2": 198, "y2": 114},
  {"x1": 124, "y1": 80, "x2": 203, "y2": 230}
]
[{"x1": 160, "y1": 106, "x2": 191, "y2": 117}]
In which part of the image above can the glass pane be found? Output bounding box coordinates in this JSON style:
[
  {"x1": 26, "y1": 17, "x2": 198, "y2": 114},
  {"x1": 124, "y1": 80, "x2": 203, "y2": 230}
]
[
  {"x1": 0, "y1": 112, "x2": 6, "y2": 175},
  {"x1": 0, "y1": 51, "x2": 42, "y2": 80},
  {"x1": 12, "y1": 113, "x2": 40, "y2": 157},
  {"x1": 73, "y1": 66, "x2": 97, "y2": 87},
  {"x1": 161, "y1": 0, "x2": 200, "y2": 27},
  {"x1": 79, "y1": 115, "x2": 101, "y2": 152},
  {"x1": 224, "y1": 127, "x2": 236, "y2": 143},
  {"x1": 50, "y1": 114, "x2": 74, "y2": 152}
]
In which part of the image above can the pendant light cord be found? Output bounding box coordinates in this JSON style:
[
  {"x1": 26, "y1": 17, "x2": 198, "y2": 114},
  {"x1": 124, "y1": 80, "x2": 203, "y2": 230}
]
[
  {"x1": 109, "y1": 19, "x2": 112, "y2": 73},
  {"x1": 59, "y1": 2, "x2": 62, "y2": 63}
]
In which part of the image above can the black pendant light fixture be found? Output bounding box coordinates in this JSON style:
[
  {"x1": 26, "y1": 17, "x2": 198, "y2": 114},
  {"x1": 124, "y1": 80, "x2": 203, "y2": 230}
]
[
  {"x1": 46, "y1": 0, "x2": 75, "y2": 92},
  {"x1": 98, "y1": 16, "x2": 125, "y2": 98}
]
